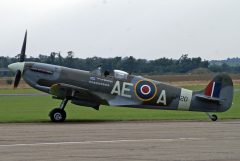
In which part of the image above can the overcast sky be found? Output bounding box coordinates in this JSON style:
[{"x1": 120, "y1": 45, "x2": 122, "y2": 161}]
[{"x1": 0, "y1": 0, "x2": 239, "y2": 60}]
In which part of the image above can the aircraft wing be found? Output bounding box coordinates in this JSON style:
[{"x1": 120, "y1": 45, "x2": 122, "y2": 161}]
[
  {"x1": 50, "y1": 83, "x2": 99, "y2": 101},
  {"x1": 91, "y1": 92, "x2": 141, "y2": 106},
  {"x1": 50, "y1": 83, "x2": 141, "y2": 107}
]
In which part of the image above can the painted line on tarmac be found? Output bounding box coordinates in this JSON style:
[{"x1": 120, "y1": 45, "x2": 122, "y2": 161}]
[{"x1": 0, "y1": 138, "x2": 205, "y2": 147}]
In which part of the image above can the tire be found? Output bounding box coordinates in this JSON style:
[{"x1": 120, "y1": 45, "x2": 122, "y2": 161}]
[
  {"x1": 211, "y1": 114, "x2": 218, "y2": 122},
  {"x1": 49, "y1": 108, "x2": 66, "y2": 122}
]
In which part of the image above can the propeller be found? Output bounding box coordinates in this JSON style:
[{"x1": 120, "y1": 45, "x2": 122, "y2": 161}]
[
  {"x1": 20, "y1": 31, "x2": 27, "y2": 62},
  {"x1": 13, "y1": 30, "x2": 27, "y2": 88},
  {"x1": 14, "y1": 69, "x2": 22, "y2": 88}
]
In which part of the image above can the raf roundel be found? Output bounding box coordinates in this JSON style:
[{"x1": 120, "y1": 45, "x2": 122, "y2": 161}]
[{"x1": 135, "y1": 80, "x2": 157, "y2": 101}]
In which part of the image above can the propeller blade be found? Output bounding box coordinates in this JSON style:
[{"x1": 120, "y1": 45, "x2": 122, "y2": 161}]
[
  {"x1": 19, "y1": 30, "x2": 27, "y2": 62},
  {"x1": 14, "y1": 70, "x2": 21, "y2": 88}
]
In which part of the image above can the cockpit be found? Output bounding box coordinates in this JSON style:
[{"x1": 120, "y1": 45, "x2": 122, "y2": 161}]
[
  {"x1": 91, "y1": 67, "x2": 129, "y2": 80},
  {"x1": 113, "y1": 70, "x2": 129, "y2": 80}
]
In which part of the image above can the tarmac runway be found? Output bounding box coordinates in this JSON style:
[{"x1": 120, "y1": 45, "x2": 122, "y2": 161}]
[{"x1": 0, "y1": 121, "x2": 239, "y2": 161}]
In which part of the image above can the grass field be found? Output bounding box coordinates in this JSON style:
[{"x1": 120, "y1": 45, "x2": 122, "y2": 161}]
[{"x1": 0, "y1": 85, "x2": 239, "y2": 123}]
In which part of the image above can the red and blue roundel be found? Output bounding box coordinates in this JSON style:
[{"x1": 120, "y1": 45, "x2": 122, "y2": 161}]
[{"x1": 134, "y1": 80, "x2": 157, "y2": 101}]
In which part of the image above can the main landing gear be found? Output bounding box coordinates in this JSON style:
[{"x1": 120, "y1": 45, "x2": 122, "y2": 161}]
[
  {"x1": 206, "y1": 113, "x2": 218, "y2": 121},
  {"x1": 49, "y1": 98, "x2": 68, "y2": 122}
]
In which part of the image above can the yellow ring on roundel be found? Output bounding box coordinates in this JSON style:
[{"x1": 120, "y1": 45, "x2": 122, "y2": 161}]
[{"x1": 134, "y1": 80, "x2": 158, "y2": 101}]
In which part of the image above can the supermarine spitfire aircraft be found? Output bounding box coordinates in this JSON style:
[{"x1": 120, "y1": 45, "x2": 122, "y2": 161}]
[{"x1": 8, "y1": 31, "x2": 234, "y2": 122}]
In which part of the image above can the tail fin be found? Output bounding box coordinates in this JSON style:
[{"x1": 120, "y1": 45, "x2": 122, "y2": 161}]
[
  {"x1": 196, "y1": 73, "x2": 234, "y2": 112},
  {"x1": 204, "y1": 81, "x2": 222, "y2": 98}
]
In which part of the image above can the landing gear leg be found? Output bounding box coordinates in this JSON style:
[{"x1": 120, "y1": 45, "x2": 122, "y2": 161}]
[
  {"x1": 206, "y1": 113, "x2": 218, "y2": 122},
  {"x1": 49, "y1": 98, "x2": 68, "y2": 122}
]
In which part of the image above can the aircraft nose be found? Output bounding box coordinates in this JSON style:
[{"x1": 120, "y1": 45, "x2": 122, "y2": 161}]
[{"x1": 8, "y1": 62, "x2": 25, "y2": 72}]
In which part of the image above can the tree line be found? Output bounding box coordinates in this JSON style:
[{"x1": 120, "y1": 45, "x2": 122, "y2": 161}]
[{"x1": 0, "y1": 51, "x2": 240, "y2": 76}]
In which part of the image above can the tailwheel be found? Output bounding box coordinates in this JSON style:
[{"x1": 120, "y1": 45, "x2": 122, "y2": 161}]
[
  {"x1": 49, "y1": 108, "x2": 66, "y2": 122},
  {"x1": 210, "y1": 114, "x2": 218, "y2": 121},
  {"x1": 206, "y1": 113, "x2": 218, "y2": 122}
]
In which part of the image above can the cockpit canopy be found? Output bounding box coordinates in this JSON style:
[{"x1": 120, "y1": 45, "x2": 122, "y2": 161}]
[
  {"x1": 91, "y1": 67, "x2": 129, "y2": 80},
  {"x1": 113, "y1": 70, "x2": 129, "y2": 80}
]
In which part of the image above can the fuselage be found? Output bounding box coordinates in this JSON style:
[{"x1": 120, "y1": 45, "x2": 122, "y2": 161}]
[{"x1": 9, "y1": 62, "x2": 232, "y2": 113}]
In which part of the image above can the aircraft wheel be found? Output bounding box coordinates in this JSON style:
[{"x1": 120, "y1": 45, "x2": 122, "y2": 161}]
[
  {"x1": 211, "y1": 114, "x2": 218, "y2": 121},
  {"x1": 49, "y1": 108, "x2": 66, "y2": 122}
]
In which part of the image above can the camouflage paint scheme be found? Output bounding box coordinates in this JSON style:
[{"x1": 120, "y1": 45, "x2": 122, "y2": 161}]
[{"x1": 22, "y1": 62, "x2": 233, "y2": 113}]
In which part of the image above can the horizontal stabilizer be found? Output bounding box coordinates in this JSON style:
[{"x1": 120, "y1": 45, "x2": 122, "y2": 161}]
[{"x1": 195, "y1": 94, "x2": 222, "y2": 103}]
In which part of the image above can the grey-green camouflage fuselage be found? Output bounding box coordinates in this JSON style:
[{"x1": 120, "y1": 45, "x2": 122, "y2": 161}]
[{"x1": 22, "y1": 62, "x2": 233, "y2": 113}]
